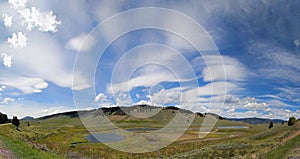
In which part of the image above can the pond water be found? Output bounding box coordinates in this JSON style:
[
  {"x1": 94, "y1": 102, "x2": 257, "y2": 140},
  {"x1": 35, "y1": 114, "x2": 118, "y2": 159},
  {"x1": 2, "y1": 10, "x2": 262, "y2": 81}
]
[
  {"x1": 86, "y1": 132, "x2": 125, "y2": 143},
  {"x1": 216, "y1": 126, "x2": 249, "y2": 129}
]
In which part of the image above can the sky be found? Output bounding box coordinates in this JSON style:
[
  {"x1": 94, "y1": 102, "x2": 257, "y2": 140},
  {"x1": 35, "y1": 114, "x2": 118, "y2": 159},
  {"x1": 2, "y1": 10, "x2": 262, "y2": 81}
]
[{"x1": 0, "y1": 0, "x2": 299, "y2": 120}]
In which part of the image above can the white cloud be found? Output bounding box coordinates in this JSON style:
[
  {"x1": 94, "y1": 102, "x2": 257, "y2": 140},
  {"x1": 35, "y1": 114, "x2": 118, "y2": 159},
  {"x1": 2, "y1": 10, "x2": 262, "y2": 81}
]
[
  {"x1": 0, "y1": 76, "x2": 48, "y2": 94},
  {"x1": 166, "y1": 35, "x2": 194, "y2": 51},
  {"x1": 5, "y1": 0, "x2": 61, "y2": 32},
  {"x1": 192, "y1": 55, "x2": 247, "y2": 82},
  {"x1": 243, "y1": 101, "x2": 268, "y2": 109},
  {"x1": 0, "y1": 97, "x2": 15, "y2": 104},
  {"x1": 185, "y1": 82, "x2": 237, "y2": 99},
  {"x1": 212, "y1": 105, "x2": 300, "y2": 120},
  {"x1": 135, "y1": 100, "x2": 152, "y2": 105},
  {"x1": 108, "y1": 72, "x2": 177, "y2": 94},
  {"x1": 8, "y1": 0, "x2": 27, "y2": 9},
  {"x1": 72, "y1": 73, "x2": 91, "y2": 90},
  {"x1": 0, "y1": 102, "x2": 76, "y2": 118},
  {"x1": 135, "y1": 94, "x2": 140, "y2": 98},
  {"x1": 94, "y1": 93, "x2": 107, "y2": 103},
  {"x1": 151, "y1": 88, "x2": 182, "y2": 105},
  {"x1": 293, "y1": 39, "x2": 300, "y2": 47},
  {"x1": 259, "y1": 94, "x2": 285, "y2": 101},
  {"x1": 0, "y1": 31, "x2": 91, "y2": 91},
  {"x1": 18, "y1": 7, "x2": 61, "y2": 32},
  {"x1": 270, "y1": 52, "x2": 300, "y2": 71},
  {"x1": 114, "y1": 93, "x2": 132, "y2": 106},
  {"x1": 215, "y1": 95, "x2": 300, "y2": 120},
  {"x1": 40, "y1": 106, "x2": 74, "y2": 115},
  {"x1": 264, "y1": 108, "x2": 300, "y2": 120},
  {"x1": 107, "y1": 45, "x2": 199, "y2": 94},
  {"x1": 221, "y1": 95, "x2": 270, "y2": 111},
  {"x1": 0, "y1": 86, "x2": 6, "y2": 92},
  {"x1": 93, "y1": 0, "x2": 124, "y2": 43},
  {"x1": 7, "y1": 32, "x2": 27, "y2": 48},
  {"x1": 1, "y1": 0, "x2": 297, "y2": 120},
  {"x1": 2, "y1": 13, "x2": 13, "y2": 27},
  {"x1": 223, "y1": 94, "x2": 240, "y2": 103},
  {"x1": 1, "y1": 53, "x2": 13, "y2": 67},
  {"x1": 65, "y1": 33, "x2": 96, "y2": 52},
  {"x1": 34, "y1": 82, "x2": 48, "y2": 89},
  {"x1": 275, "y1": 87, "x2": 300, "y2": 103},
  {"x1": 210, "y1": 93, "x2": 299, "y2": 120},
  {"x1": 266, "y1": 99, "x2": 293, "y2": 108},
  {"x1": 202, "y1": 64, "x2": 246, "y2": 82},
  {"x1": 248, "y1": 42, "x2": 300, "y2": 83},
  {"x1": 226, "y1": 108, "x2": 235, "y2": 113}
]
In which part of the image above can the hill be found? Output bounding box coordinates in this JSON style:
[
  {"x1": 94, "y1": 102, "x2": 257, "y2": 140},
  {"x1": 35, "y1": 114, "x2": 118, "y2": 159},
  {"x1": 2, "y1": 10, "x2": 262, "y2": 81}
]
[
  {"x1": 36, "y1": 105, "x2": 285, "y2": 125},
  {"x1": 226, "y1": 117, "x2": 285, "y2": 124},
  {"x1": 1, "y1": 105, "x2": 299, "y2": 158},
  {"x1": 21, "y1": 116, "x2": 35, "y2": 121}
]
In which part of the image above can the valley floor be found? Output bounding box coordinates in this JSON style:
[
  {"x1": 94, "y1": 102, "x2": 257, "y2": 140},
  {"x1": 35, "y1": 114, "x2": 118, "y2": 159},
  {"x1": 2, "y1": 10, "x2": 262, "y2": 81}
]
[{"x1": 0, "y1": 115, "x2": 299, "y2": 159}]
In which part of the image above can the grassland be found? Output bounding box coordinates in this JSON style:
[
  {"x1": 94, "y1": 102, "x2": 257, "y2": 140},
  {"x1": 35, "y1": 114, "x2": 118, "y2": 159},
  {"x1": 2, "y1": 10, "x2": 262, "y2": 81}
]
[
  {"x1": 0, "y1": 109, "x2": 299, "y2": 158},
  {"x1": 0, "y1": 124, "x2": 64, "y2": 159},
  {"x1": 261, "y1": 133, "x2": 300, "y2": 159}
]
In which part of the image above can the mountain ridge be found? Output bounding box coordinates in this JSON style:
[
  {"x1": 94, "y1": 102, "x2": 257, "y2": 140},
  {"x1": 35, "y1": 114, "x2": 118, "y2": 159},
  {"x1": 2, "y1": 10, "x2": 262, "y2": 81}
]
[{"x1": 35, "y1": 105, "x2": 286, "y2": 124}]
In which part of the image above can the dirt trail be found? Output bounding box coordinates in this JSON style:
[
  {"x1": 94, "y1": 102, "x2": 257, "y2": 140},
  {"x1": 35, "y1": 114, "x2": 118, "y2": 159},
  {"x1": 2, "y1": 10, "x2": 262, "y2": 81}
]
[
  {"x1": 0, "y1": 124, "x2": 16, "y2": 159},
  {"x1": 278, "y1": 123, "x2": 300, "y2": 146},
  {"x1": 0, "y1": 140, "x2": 15, "y2": 159}
]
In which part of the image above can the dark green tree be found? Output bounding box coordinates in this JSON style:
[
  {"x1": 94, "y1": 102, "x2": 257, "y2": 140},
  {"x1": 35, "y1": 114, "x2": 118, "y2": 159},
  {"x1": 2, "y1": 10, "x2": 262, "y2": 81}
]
[
  {"x1": 288, "y1": 117, "x2": 296, "y2": 126},
  {"x1": 268, "y1": 121, "x2": 273, "y2": 129},
  {"x1": 12, "y1": 116, "x2": 20, "y2": 129},
  {"x1": 0, "y1": 112, "x2": 8, "y2": 124}
]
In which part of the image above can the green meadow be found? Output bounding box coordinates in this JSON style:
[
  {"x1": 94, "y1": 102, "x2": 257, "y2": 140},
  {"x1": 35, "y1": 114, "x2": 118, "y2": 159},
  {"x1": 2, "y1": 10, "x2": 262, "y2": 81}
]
[{"x1": 0, "y1": 109, "x2": 299, "y2": 158}]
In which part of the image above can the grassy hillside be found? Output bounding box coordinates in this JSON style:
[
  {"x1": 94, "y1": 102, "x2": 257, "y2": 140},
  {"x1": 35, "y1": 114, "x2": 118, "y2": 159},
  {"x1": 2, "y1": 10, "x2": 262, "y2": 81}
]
[
  {"x1": 0, "y1": 107, "x2": 299, "y2": 158},
  {"x1": 0, "y1": 124, "x2": 63, "y2": 159},
  {"x1": 262, "y1": 133, "x2": 300, "y2": 159}
]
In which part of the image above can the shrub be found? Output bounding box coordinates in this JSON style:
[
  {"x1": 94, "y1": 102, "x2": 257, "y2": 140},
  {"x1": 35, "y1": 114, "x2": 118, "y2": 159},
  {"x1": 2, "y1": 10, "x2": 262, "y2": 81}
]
[
  {"x1": 12, "y1": 116, "x2": 20, "y2": 129},
  {"x1": 288, "y1": 117, "x2": 296, "y2": 126},
  {"x1": 268, "y1": 121, "x2": 273, "y2": 129}
]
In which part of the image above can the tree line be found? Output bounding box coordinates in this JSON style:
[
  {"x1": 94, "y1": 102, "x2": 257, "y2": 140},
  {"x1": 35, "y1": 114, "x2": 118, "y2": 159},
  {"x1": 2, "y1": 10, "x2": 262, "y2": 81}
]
[
  {"x1": 0, "y1": 112, "x2": 8, "y2": 124},
  {"x1": 0, "y1": 112, "x2": 20, "y2": 129}
]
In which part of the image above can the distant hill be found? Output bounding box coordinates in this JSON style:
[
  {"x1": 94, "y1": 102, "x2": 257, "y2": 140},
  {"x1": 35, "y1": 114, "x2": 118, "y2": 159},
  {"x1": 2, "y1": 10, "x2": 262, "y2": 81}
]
[
  {"x1": 38, "y1": 111, "x2": 80, "y2": 120},
  {"x1": 37, "y1": 105, "x2": 194, "y2": 121},
  {"x1": 36, "y1": 105, "x2": 285, "y2": 125},
  {"x1": 226, "y1": 117, "x2": 285, "y2": 124},
  {"x1": 204, "y1": 113, "x2": 226, "y2": 120},
  {"x1": 21, "y1": 116, "x2": 35, "y2": 121}
]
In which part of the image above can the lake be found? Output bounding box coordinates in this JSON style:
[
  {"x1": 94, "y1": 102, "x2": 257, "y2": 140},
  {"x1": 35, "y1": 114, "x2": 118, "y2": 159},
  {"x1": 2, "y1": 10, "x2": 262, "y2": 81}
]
[{"x1": 86, "y1": 132, "x2": 125, "y2": 143}]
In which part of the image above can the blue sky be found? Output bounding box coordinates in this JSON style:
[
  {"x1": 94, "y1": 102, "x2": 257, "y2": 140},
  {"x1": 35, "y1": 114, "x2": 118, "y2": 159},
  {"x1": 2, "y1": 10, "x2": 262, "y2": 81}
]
[{"x1": 0, "y1": 0, "x2": 299, "y2": 119}]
